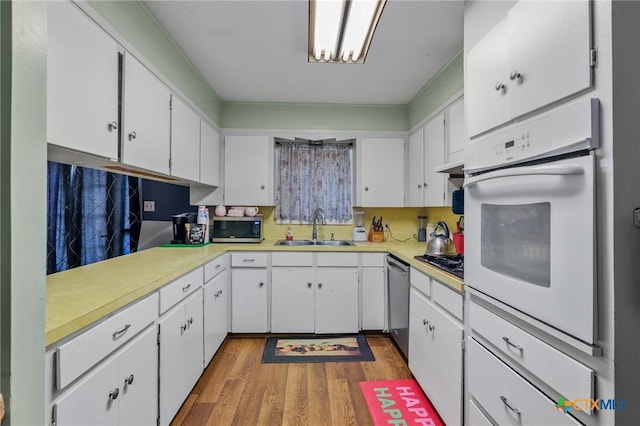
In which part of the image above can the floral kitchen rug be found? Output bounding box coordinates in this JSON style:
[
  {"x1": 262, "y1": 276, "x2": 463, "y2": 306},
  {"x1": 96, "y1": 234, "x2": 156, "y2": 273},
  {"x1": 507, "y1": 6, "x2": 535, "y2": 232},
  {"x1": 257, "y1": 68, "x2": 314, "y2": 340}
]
[{"x1": 261, "y1": 334, "x2": 375, "y2": 363}]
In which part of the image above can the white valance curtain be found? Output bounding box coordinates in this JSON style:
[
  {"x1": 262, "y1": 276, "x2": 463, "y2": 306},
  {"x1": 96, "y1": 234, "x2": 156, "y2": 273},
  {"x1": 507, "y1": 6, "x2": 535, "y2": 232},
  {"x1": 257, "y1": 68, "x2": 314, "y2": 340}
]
[{"x1": 275, "y1": 143, "x2": 352, "y2": 223}]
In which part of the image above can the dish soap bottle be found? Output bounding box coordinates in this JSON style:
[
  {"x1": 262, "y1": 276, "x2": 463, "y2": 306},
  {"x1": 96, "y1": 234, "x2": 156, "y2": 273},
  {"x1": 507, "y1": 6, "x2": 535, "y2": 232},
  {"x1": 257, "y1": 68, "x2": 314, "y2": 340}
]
[{"x1": 286, "y1": 226, "x2": 293, "y2": 241}]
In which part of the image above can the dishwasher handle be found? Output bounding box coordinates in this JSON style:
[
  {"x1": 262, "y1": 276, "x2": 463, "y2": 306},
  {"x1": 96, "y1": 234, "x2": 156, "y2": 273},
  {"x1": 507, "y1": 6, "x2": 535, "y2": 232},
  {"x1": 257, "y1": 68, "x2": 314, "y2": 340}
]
[{"x1": 387, "y1": 258, "x2": 409, "y2": 275}]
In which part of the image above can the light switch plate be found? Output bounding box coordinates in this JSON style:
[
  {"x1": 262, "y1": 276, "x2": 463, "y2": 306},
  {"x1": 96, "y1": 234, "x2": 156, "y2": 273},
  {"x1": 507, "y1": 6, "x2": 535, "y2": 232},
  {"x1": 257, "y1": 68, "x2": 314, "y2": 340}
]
[{"x1": 144, "y1": 201, "x2": 155, "y2": 212}]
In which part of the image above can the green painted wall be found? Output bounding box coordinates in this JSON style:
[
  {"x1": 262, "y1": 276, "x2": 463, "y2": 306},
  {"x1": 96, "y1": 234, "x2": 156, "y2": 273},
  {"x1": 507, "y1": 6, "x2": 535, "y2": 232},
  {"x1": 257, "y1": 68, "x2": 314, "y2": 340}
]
[
  {"x1": 221, "y1": 102, "x2": 408, "y2": 131},
  {"x1": 86, "y1": 1, "x2": 223, "y2": 126},
  {"x1": 408, "y1": 50, "x2": 463, "y2": 129}
]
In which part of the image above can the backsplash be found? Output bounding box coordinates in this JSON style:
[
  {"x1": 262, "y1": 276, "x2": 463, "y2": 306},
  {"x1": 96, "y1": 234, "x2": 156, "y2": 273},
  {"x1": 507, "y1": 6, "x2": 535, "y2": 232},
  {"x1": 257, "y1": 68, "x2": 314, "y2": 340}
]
[{"x1": 208, "y1": 205, "x2": 461, "y2": 242}]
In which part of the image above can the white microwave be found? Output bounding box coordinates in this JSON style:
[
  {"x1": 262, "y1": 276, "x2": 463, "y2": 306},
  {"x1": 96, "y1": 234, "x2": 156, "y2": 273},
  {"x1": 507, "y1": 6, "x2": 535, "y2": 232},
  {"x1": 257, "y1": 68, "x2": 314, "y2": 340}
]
[{"x1": 211, "y1": 216, "x2": 263, "y2": 243}]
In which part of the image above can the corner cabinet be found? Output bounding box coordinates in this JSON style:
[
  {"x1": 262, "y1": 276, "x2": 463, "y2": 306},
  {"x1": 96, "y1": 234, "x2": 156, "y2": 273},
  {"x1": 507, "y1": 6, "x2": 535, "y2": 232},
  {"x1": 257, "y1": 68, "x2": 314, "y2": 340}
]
[
  {"x1": 224, "y1": 135, "x2": 273, "y2": 205},
  {"x1": 408, "y1": 269, "x2": 464, "y2": 426},
  {"x1": 466, "y1": 0, "x2": 593, "y2": 137},
  {"x1": 47, "y1": 0, "x2": 120, "y2": 160},
  {"x1": 356, "y1": 138, "x2": 405, "y2": 207},
  {"x1": 121, "y1": 52, "x2": 171, "y2": 175}
]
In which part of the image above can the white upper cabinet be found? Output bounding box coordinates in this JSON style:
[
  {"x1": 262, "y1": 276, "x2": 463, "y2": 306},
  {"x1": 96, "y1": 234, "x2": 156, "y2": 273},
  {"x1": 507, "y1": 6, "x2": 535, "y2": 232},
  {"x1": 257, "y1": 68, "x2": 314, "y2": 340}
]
[
  {"x1": 170, "y1": 95, "x2": 201, "y2": 182},
  {"x1": 407, "y1": 129, "x2": 425, "y2": 207},
  {"x1": 199, "y1": 121, "x2": 220, "y2": 186},
  {"x1": 423, "y1": 114, "x2": 446, "y2": 207},
  {"x1": 224, "y1": 135, "x2": 272, "y2": 205},
  {"x1": 466, "y1": 0, "x2": 592, "y2": 137},
  {"x1": 357, "y1": 138, "x2": 405, "y2": 207},
  {"x1": 446, "y1": 98, "x2": 467, "y2": 164},
  {"x1": 47, "y1": 1, "x2": 119, "y2": 160},
  {"x1": 121, "y1": 52, "x2": 171, "y2": 175}
]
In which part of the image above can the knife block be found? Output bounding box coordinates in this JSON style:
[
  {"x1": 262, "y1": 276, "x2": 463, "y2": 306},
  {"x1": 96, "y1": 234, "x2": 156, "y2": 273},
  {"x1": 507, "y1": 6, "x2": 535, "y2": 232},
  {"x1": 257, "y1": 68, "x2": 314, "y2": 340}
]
[{"x1": 368, "y1": 230, "x2": 384, "y2": 242}]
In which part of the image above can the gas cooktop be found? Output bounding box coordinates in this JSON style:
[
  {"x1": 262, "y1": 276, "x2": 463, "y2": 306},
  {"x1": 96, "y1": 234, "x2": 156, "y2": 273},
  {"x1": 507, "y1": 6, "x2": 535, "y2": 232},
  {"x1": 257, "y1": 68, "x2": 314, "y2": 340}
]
[{"x1": 414, "y1": 253, "x2": 464, "y2": 280}]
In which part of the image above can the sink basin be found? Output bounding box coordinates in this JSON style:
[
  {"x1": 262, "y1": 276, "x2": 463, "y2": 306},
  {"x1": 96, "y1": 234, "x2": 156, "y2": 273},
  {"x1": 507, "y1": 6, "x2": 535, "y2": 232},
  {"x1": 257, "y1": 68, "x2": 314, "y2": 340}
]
[{"x1": 274, "y1": 239, "x2": 355, "y2": 246}]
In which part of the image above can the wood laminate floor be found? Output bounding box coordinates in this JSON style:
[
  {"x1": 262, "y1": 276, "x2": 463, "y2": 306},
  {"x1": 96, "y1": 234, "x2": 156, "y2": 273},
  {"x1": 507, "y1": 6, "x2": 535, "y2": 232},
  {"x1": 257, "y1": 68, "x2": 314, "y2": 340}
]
[{"x1": 171, "y1": 335, "x2": 413, "y2": 425}]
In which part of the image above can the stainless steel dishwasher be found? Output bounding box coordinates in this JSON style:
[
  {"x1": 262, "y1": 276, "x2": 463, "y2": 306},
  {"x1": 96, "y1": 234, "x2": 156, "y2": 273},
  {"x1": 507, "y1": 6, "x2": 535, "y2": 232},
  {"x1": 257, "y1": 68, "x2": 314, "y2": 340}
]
[{"x1": 387, "y1": 254, "x2": 410, "y2": 357}]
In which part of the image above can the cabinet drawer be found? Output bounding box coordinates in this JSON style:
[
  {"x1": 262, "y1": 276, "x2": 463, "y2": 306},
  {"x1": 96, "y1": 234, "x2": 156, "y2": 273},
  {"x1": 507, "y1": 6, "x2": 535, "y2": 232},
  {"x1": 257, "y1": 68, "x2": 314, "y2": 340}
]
[
  {"x1": 204, "y1": 255, "x2": 227, "y2": 282},
  {"x1": 55, "y1": 293, "x2": 158, "y2": 389},
  {"x1": 410, "y1": 267, "x2": 430, "y2": 297},
  {"x1": 362, "y1": 252, "x2": 385, "y2": 267},
  {"x1": 470, "y1": 302, "x2": 594, "y2": 403},
  {"x1": 468, "y1": 338, "x2": 581, "y2": 426},
  {"x1": 271, "y1": 252, "x2": 314, "y2": 267},
  {"x1": 159, "y1": 267, "x2": 203, "y2": 314},
  {"x1": 432, "y1": 280, "x2": 463, "y2": 322},
  {"x1": 317, "y1": 252, "x2": 358, "y2": 267},
  {"x1": 231, "y1": 252, "x2": 268, "y2": 267}
]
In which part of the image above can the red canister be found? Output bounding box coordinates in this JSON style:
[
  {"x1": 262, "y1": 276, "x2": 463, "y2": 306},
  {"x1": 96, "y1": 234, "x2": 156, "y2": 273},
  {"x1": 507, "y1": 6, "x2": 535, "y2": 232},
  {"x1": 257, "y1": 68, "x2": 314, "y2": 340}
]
[{"x1": 452, "y1": 232, "x2": 464, "y2": 254}]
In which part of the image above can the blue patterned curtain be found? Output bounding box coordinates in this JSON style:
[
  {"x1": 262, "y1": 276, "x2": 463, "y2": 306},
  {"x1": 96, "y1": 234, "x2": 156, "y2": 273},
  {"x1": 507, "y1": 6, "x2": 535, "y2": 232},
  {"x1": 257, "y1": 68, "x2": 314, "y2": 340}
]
[
  {"x1": 276, "y1": 143, "x2": 352, "y2": 223},
  {"x1": 46, "y1": 162, "x2": 141, "y2": 274}
]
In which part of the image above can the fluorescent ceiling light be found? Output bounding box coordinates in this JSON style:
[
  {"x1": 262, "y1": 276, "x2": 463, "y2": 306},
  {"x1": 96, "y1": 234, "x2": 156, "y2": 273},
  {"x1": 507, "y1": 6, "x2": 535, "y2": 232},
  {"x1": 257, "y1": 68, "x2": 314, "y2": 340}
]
[{"x1": 309, "y1": 0, "x2": 386, "y2": 64}]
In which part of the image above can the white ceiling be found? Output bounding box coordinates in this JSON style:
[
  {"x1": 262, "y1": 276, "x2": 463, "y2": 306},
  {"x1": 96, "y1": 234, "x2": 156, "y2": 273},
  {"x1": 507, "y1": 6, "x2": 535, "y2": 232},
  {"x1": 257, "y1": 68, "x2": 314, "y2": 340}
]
[{"x1": 143, "y1": 0, "x2": 464, "y2": 105}]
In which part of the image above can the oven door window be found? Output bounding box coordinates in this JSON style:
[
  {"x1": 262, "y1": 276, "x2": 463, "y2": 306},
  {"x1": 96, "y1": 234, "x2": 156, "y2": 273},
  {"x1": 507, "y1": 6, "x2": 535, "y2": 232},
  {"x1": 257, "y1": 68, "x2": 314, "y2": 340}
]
[{"x1": 481, "y1": 203, "x2": 550, "y2": 287}]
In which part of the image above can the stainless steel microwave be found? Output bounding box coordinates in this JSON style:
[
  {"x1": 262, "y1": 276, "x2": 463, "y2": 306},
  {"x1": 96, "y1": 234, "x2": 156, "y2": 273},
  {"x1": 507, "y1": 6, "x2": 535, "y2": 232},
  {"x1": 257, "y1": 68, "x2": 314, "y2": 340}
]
[{"x1": 211, "y1": 215, "x2": 263, "y2": 243}]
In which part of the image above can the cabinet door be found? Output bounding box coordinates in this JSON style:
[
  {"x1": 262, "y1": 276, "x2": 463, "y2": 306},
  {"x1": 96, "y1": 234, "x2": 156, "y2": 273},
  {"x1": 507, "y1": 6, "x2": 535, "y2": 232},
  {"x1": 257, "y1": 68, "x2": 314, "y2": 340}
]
[
  {"x1": 224, "y1": 135, "x2": 271, "y2": 205},
  {"x1": 466, "y1": 19, "x2": 510, "y2": 138},
  {"x1": 507, "y1": 0, "x2": 591, "y2": 119},
  {"x1": 315, "y1": 269, "x2": 359, "y2": 334},
  {"x1": 358, "y1": 138, "x2": 405, "y2": 207},
  {"x1": 117, "y1": 327, "x2": 158, "y2": 426},
  {"x1": 47, "y1": 1, "x2": 119, "y2": 159},
  {"x1": 122, "y1": 52, "x2": 171, "y2": 174},
  {"x1": 54, "y1": 353, "x2": 119, "y2": 426},
  {"x1": 231, "y1": 268, "x2": 268, "y2": 332},
  {"x1": 159, "y1": 305, "x2": 187, "y2": 426},
  {"x1": 407, "y1": 129, "x2": 425, "y2": 207},
  {"x1": 409, "y1": 288, "x2": 462, "y2": 426},
  {"x1": 200, "y1": 121, "x2": 220, "y2": 186},
  {"x1": 184, "y1": 291, "x2": 204, "y2": 390},
  {"x1": 361, "y1": 267, "x2": 385, "y2": 330},
  {"x1": 204, "y1": 270, "x2": 228, "y2": 364},
  {"x1": 271, "y1": 269, "x2": 315, "y2": 333},
  {"x1": 170, "y1": 95, "x2": 201, "y2": 182},
  {"x1": 447, "y1": 98, "x2": 467, "y2": 158},
  {"x1": 423, "y1": 115, "x2": 446, "y2": 206}
]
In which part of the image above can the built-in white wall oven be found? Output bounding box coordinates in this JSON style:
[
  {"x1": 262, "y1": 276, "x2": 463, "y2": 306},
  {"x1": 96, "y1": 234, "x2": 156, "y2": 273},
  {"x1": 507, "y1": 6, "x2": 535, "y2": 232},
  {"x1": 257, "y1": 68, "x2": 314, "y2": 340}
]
[{"x1": 464, "y1": 98, "x2": 599, "y2": 346}]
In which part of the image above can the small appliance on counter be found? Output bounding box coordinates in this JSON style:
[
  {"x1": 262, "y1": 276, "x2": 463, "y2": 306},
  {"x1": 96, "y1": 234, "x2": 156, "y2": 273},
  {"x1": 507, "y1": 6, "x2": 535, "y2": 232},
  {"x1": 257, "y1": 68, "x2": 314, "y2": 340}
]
[
  {"x1": 171, "y1": 212, "x2": 198, "y2": 244},
  {"x1": 211, "y1": 215, "x2": 263, "y2": 243},
  {"x1": 417, "y1": 215, "x2": 428, "y2": 242},
  {"x1": 352, "y1": 210, "x2": 367, "y2": 242}
]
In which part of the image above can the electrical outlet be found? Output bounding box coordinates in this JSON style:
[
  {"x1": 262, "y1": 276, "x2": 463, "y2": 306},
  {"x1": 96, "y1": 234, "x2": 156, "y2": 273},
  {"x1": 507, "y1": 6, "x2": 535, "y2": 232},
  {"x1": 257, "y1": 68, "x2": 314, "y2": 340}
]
[{"x1": 143, "y1": 201, "x2": 155, "y2": 212}]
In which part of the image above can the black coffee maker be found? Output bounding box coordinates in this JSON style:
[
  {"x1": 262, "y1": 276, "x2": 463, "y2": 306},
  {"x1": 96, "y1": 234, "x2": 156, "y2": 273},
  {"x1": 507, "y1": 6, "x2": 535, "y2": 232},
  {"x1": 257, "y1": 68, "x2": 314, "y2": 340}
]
[{"x1": 171, "y1": 212, "x2": 197, "y2": 244}]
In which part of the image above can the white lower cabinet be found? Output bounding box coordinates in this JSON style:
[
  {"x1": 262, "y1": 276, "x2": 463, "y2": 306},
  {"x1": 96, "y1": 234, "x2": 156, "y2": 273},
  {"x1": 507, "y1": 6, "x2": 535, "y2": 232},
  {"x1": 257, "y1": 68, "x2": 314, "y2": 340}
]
[
  {"x1": 361, "y1": 253, "x2": 386, "y2": 330},
  {"x1": 468, "y1": 338, "x2": 581, "y2": 426},
  {"x1": 54, "y1": 326, "x2": 158, "y2": 426},
  {"x1": 204, "y1": 269, "x2": 228, "y2": 364},
  {"x1": 315, "y1": 268, "x2": 359, "y2": 333},
  {"x1": 231, "y1": 268, "x2": 268, "y2": 332},
  {"x1": 409, "y1": 284, "x2": 463, "y2": 426}
]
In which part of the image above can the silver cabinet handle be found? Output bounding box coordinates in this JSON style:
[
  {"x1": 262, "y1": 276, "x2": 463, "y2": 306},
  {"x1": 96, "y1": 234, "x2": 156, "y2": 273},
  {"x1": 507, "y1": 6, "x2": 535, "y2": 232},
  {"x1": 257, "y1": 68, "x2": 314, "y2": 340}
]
[
  {"x1": 108, "y1": 121, "x2": 118, "y2": 131},
  {"x1": 124, "y1": 374, "x2": 134, "y2": 386},
  {"x1": 318, "y1": 282, "x2": 323, "y2": 288},
  {"x1": 417, "y1": 184, "x2": 422, "y2": 189},
  {"x1": 510, "y1": 70, "x2": 523, "y2": 82},
  {"x1": 109, "y1": 388, "x2": 120, "y2": 401},
  {"x1": 495, "y1": 81, "x2": 506, "y2": 93},
  {"x1": 307, "y1": 282, "x2": 313, "y2": 288},
  {"x1": 364, "y1": 186, "x2": 369, "y2": 191},
  {"x1": 215, "y1": 264, "x2": 221, "y2": 270},
  {"x1": 112, "y1": 324, "x2": 131, "y2": 340},
  {"x1": 243, "y1": 258, "x2": 255, "y2": 263},
  {"x1": 502, "y1": 336, "x2": 524, "y2": 351},
  {"x1": 259, "y1": 281, "x2": 264, "y2": 287},
  {"x1": 422, "y1": 319, "x2": 428, "y2": 326},
  {"x1": 128, "y1": 131, "x2": 137, "y2": 141},
  {"x1": 500, "y1": 395, "x2": 521, "y2": 415},
  {"x1": 260, "y1": 185, "x2": 266, "y2": 190},
  {"x1": 428, "y1": 324, "x2": 435, "y2": 332},
  {"x1": 182, "y1": 284, "x2": 191, "y2": 293},
  {"x1": 180, "y1": 324, "x2": 187, "y2": 334}
]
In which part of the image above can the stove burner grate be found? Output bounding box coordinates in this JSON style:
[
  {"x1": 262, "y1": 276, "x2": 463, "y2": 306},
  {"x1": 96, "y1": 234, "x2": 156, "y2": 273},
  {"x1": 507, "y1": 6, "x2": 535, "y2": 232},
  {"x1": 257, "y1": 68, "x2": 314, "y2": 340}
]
[{"x1": 414, "y1": 254, "x2": 464, "y2": 279}]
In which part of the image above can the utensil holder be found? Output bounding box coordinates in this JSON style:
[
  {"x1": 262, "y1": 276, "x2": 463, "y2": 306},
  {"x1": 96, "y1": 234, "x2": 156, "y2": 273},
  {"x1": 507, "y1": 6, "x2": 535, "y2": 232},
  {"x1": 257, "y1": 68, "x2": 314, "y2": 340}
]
[{"x1": 368, "y1": 231, "x2": 384, "y2": 242}]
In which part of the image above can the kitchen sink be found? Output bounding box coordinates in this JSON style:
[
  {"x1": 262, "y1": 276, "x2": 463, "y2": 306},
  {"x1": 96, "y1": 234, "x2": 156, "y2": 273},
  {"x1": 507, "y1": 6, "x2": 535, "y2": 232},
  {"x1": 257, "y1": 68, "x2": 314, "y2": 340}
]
[{"x1": 274, "y1": 239, "x2": 355, "y2": 246}]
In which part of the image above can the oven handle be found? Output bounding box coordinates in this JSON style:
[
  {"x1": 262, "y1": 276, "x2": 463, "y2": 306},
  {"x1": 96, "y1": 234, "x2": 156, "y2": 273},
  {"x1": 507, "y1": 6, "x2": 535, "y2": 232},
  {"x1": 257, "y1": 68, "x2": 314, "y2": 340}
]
[{"x1": 464, "y1": 164, "x2": 584, "y2": 188}]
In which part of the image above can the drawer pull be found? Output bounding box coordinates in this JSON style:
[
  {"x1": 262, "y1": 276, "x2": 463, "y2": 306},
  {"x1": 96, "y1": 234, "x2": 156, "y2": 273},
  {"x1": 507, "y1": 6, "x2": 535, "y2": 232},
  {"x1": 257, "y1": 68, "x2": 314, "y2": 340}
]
[
  {"x1": 182, "y1": 284, "x2": 192, "y2": 293},
  {"x1": 243, "y1": 258, "x2": 255, "y2": 263},
  {"x1": 422, "y1": 319, "x2": 428, "y2": 325},
  {"x1": 502, "y1": 336, "x2": 524, "y2": 351},
  {"x1": 112, "y1": 324, "x2": 131, "y2": 340},
  {"x1": 215, "y1": 264, "x2": 221, "y2": 270},
  {"x1": 109, "y1": 388, "x2": 120, "y2": 401},
  {"x1": 428, "y1": 324, "x2": 435, "y2": 332},
  {"x1": 124, "y1": 374, "x2": 134, "y2": 386},
  {"x1": 500, "y1": 395, "x2": 521, "y2": 416},
  {"x1": 181, "y1": 324, "x2": 187, "y2": 334}
]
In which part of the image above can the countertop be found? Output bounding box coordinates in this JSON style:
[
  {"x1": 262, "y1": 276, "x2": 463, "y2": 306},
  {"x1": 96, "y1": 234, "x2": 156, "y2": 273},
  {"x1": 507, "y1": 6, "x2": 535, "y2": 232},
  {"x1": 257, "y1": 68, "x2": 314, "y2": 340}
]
[{"x1": 46, "y1": 239, "x2": 464, "y2": 347}]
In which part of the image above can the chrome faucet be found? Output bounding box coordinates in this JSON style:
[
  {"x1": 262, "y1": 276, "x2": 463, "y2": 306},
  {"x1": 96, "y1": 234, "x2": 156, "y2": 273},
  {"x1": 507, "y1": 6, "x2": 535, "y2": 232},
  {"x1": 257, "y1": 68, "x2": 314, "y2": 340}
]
[{"x1": 311, "y1": 208, "x2": 326, "y2": 240}]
